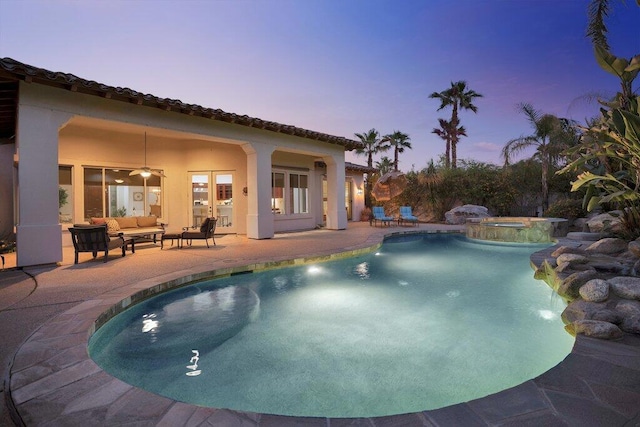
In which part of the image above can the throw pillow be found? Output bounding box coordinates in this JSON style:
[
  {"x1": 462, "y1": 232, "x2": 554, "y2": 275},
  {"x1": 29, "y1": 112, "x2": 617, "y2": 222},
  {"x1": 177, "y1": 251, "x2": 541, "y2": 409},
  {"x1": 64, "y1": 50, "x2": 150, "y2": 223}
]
[
  {"x1": 137, "y1": 216, "x2": 157, "y2": 227},
  {"x1": 115, "y1": 216, "x2": 138, "y2": 229},
  {"x1": 106, "y1": 219, "x2": 120, "y2": 233}
]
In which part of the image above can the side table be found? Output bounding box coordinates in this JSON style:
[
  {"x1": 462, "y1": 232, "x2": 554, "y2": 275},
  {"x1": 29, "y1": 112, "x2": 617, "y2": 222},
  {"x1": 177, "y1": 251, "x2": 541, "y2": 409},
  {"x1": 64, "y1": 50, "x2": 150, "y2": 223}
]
[{"x1": 161, "y1": 232, "x2": 183, "y2": 249}]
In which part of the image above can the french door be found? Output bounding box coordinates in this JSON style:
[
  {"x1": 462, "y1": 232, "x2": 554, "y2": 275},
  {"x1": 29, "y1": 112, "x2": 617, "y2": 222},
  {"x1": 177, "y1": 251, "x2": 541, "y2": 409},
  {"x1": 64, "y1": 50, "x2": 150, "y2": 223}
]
[{"x1": 188, "y1": 171, "x2": 235, "y2": 233}]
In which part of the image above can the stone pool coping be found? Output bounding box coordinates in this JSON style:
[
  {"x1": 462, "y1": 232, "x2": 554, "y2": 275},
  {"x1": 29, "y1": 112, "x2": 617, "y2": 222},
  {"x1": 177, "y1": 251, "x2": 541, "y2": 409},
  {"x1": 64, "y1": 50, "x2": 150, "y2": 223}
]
[{"x1": 5, "y1": 228, "x2": 640, "y2": 426}]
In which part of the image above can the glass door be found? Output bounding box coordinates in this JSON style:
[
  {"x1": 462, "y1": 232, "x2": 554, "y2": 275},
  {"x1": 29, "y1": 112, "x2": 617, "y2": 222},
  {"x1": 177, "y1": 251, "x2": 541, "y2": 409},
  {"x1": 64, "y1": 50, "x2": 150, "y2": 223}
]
[
  {"x1": 190, "y1": 173, "x2": 210, "y2": 228},
  {"x1": 189, "y1": 171, "x2": 235, "y2": 233}
]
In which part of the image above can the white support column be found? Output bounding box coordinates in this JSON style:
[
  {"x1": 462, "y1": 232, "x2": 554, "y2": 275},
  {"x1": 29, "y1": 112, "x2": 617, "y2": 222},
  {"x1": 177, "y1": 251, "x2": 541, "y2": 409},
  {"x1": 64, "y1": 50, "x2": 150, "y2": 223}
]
[
  {"x1": 242, "y1": 142, "x2": 275, "y2": 239},
  {"x1": 16, "y1": 104, "x2": 72, "y2": 267},
  {"x1": 324, "y1": 154, "x2": 347, "y2": 230}
]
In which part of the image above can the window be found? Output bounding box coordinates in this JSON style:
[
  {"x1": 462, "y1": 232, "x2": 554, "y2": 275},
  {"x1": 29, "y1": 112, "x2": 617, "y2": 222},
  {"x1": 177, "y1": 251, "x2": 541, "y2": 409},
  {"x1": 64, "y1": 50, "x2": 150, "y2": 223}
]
[
  {"x1": 271, "y1": 172, "x2": 285, "y2": 214},
  {"x1": 271, "y1": 170, "x2": 309, "y2": 215},
  {"x1": 217, "y1": 184, "x2": 232, "y2": 200},
  {"x1": 83, "y1": 167, "x2": 163, "y2": 220},
  {"x1": 289, "y1": 173, "x2": 308, "y2": 214},
  {"x1": 58, "y1": 166, "x2": 73, "y2": 223}
]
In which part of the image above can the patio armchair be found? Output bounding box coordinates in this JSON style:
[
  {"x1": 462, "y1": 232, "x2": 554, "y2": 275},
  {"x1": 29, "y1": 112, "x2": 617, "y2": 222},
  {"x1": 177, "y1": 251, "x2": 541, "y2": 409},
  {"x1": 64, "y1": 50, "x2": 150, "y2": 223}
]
[
  {"x1": 69, "y1": 224, "x2": 130, "y2": 264},
  {"x1": 399, "y1": 206, "x2": 419, "y2": 226},
  {"x1": 371, "y1": 206, "x2": 394, "y2": 227},
  {"x1": 181, "y1": 217, "x2": 217, "y2": 248}
]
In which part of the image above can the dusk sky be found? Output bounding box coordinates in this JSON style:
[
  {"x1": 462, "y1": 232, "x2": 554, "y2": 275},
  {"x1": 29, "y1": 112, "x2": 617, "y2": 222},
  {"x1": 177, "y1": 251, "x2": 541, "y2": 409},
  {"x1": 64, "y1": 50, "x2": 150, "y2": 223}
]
[{"x1": 1, "y1": 0, "x2": 639, "y2": 171}]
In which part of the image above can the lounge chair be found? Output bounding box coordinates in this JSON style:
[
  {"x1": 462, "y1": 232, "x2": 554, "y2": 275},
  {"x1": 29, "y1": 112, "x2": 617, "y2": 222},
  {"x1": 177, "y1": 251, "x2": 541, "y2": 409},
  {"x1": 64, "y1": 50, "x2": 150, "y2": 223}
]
[
  {"x1": 69, "y1": 224, "x2": 130, "y2": 264},
  {"x1": 371, "y1": 206, "x2": 394, "y2": 227},
  {"x1": 399, "y1": 206, "x2": 419, "y2": 226},
  {"x1": 181, "y1": 217, "x2": 217, "y2": 248}
]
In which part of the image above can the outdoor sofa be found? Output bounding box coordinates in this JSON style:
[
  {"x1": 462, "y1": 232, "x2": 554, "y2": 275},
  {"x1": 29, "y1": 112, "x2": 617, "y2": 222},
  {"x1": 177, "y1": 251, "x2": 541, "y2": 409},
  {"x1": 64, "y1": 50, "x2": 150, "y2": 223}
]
[{"x1": 89, "y1": 215, "x2": 165, "y2": 243}]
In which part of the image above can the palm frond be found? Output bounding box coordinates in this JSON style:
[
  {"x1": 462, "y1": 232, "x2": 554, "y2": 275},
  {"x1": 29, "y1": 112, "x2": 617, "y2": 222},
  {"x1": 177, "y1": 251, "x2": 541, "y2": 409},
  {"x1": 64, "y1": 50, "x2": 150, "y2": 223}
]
[{"x1": 587, "y1": 0, "x2": 611, "y2": 51}]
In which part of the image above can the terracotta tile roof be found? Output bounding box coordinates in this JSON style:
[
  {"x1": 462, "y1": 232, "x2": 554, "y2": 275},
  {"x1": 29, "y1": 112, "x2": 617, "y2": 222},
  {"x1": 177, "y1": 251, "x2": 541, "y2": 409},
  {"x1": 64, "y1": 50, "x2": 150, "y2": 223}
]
[
  {"x1": 345, "y1": 162, "x2": 377, "y2": 173},
  {"x1": 0, "y1": 57, "x2": 362, "y2": 149}
]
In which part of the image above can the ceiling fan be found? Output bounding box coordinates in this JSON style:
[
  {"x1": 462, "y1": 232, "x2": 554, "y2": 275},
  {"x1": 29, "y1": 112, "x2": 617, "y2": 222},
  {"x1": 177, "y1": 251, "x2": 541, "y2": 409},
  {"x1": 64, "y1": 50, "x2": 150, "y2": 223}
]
[{"x1": 129, "y1": 132, "x2": 166, "y2": 178}]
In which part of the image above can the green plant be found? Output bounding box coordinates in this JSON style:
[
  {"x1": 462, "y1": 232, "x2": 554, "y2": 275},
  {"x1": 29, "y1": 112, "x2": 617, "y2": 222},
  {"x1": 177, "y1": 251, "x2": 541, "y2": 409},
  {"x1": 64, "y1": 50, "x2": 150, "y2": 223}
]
[
  {"x1": 360, "y1": 207, "x2": 372, "y2": 222},
  {"x1": 563, "y1": 95, "x2": 640, "y2": 239},
  {"x1": 59, "y1": 187, "x2": 68, "y2": 208},
  {"x1": 381, "y1": 130, "x2": 412, "y2": 171},
  {"x1": 112, "y1": 207, "x2": 127, "y2": 217},
  {"x1": 562, "y1": 0, "x2": 640, "y2": 239},
  {"x1": 543, "y1": 199, "x2": 587, "y2": 220},
  {"x1": 501, "y1": 104, "x2": 579, "y2": 211}
]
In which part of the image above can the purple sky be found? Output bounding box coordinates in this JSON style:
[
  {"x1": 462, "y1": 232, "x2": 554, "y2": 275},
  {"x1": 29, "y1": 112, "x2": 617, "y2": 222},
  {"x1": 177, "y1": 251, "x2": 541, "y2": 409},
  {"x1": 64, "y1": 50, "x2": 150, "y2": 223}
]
[{"x1": 1, "y1": 0, "x2": 638, "y2": 170}]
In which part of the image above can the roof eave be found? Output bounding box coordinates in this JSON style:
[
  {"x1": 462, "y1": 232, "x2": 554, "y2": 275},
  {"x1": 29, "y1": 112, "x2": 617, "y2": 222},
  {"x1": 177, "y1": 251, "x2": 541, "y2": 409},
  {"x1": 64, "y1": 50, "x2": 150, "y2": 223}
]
[{"x1": 0, "y1": 57, "x2": 363, "y2": 150}]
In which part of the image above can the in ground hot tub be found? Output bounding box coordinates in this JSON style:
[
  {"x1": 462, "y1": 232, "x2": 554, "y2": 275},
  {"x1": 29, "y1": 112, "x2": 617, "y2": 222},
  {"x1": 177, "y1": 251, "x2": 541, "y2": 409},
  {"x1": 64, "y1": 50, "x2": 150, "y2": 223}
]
[{"x1": 466, "y1": 217, "x2": 565, "y2": 243}]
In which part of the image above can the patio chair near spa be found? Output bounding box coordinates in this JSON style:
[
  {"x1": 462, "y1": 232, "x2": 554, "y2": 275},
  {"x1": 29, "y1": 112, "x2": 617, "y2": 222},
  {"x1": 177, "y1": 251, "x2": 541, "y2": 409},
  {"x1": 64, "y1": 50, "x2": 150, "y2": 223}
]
[
  {"x1": 399, "y1": 206, "x2": 419, "y2": 226},
  {"x1": 69, "y1": 224, "x2": 129, "y2": 264},
  {"x1": 371, "y1": 206, "x2": 394, "y2": 227},
  {"x1": 181, "y1": 217, "x2": 217, "y2": 248}
]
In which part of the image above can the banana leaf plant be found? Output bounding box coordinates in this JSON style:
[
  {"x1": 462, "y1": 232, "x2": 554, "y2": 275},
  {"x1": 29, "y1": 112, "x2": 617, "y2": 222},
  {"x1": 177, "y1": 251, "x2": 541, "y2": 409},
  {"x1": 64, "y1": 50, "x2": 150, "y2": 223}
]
[{"x1": 562, "y1": 95, "x2": 640, "y2": 238}]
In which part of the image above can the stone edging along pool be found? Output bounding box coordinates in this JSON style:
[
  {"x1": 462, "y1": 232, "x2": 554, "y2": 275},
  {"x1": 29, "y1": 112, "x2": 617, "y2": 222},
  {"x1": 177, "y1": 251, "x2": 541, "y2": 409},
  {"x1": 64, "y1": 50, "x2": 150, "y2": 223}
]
[{"x1": 8, "y1": 229, "x2": 640, "y2": 426}]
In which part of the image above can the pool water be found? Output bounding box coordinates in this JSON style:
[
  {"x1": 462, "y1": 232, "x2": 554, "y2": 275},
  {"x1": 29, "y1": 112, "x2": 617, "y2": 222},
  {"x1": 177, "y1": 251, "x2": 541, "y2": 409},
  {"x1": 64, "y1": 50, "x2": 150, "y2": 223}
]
[{"x1": 89, "y1": 233, "x2": 573, "y2": 418}]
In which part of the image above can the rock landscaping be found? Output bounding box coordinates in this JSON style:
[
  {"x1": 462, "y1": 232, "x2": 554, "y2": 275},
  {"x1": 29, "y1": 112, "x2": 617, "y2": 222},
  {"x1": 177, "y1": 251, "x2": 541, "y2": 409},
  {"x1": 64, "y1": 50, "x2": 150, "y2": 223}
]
[
  {"x1": 535, "y1": 236, "x2": 640, "y2": 340},
  {"x1": 444, "y1": 204, "x2": 490, "y2": 224}
]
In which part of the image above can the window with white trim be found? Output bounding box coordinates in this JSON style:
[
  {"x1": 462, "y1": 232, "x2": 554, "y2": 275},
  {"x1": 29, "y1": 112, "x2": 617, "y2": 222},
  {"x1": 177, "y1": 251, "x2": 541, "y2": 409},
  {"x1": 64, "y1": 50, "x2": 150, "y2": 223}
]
[
  {"x1": 83, "y1": 167, "x2": 163, "y2": 220},
  {"x1": 289, "y1": 173, "x2": 308, "y2": 214},
  {"x1": 271, "y1": 170, "x2": 309, "y2": 215}
]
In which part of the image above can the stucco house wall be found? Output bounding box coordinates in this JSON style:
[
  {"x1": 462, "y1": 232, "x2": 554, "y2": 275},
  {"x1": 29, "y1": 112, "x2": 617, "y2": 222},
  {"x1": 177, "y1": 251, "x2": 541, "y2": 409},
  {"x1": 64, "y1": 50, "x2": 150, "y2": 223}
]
[{"x1": 0, "y1": 58, "x2": 369, "y2": 267}]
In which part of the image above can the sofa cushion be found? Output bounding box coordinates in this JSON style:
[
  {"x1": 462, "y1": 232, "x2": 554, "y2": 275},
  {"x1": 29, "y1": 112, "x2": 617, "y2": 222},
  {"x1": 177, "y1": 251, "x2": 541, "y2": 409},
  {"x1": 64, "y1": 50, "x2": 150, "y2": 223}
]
[
  {"x1": 137, "y1": 216, "x2": 158, "y2": 227},
  {"x1": 115, "y1": 217, "x2": 138, "y2": 229},
  {"x1": 106, "y1": 219, "x2": 120, "y2": 233},
  {"x1": 91, "y1": 217, "x2": 108, "y2": 225},
  {"x1": 118, "y1": 227, "x2": 164, "y2": 237}
]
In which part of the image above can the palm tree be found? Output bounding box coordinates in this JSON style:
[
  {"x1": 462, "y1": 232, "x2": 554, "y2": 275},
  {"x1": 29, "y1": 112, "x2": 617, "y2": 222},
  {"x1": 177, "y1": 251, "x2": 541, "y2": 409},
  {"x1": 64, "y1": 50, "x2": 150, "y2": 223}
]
[
  {"x1": 382, "y1": 130, "x2": 412, "y2": 171},
  {"x1": 431, "y1": 118, "x2": 466, "y2": 169},
  {"x1": 375, "y1": 156, "x2": 394, "y2": 175},
  {"x1": 429, "y1": 81, "x2": 483, "y2": 168},
  {"x1": 354, "y1": 128, "x2": 389, "y2": 207},
  {"x1": 587, "y1": 0, "x2": 639, "y2": 111},
  {"x1": 354, "y1": 129, "x2": 388, "y2": 168},
  {"x1": 501, "y1": 103, "x2": 577, "y2": 212}
]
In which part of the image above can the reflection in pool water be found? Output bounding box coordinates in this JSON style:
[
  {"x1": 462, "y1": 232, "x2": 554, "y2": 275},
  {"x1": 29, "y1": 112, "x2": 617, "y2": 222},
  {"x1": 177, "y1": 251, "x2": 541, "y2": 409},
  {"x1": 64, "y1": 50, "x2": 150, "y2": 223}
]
[{"x1": 89, "y1": 234, "x2": 573, "y2": 418}]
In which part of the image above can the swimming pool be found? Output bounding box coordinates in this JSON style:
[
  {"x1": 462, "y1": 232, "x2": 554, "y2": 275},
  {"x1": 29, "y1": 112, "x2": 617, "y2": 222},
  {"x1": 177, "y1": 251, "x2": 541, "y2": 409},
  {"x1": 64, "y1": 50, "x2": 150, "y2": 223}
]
[{"x1": 89, "y1": 233, "x2": 573, "y2": 418}]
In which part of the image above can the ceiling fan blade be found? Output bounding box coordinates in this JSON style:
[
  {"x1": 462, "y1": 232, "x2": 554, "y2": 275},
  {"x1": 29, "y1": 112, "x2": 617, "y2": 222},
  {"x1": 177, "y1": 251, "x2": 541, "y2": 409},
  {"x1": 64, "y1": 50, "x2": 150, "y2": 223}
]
[
  {"x1": 129, "y1": 169, "x2": 146, "y2": 176},
  {"x1": 150, "y1": 170, "x2": 167, "y2": 178}
]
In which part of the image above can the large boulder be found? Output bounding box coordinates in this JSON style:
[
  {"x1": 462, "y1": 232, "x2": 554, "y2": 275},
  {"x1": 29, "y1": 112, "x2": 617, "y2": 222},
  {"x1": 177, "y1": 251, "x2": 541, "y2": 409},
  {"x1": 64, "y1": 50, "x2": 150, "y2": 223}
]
[
  {"x1": 444, "y1": 204, "x2": 490, "y2": 225},
  {"x1": 615, "y1": 299, "x2": 640, "y2": 316},
  {"x1": 551, "y1": 246, "x2": 587, "y2": 257},
  {"x1": 586, "y1": 211, "x2": 623, "y2": 233},
  {"x1": 608, "y1": 276, "x2": 640, "y2": 300},
  {"x1": 621, "y1": 315, "x2": 640, "y2": 334},
  {"x1": 562, "y1": 299, "x2": 607, "y2": 323},
  {"x1": 628, "y1": 240, "x2": 640, "y2": 258},
  {"x1": 585, "y1": 238, "x2": 629, "y2": 255},
  {"x1": 556, "y1": 253, "x2": 588, "y2": 265},
  {"x1": 557, "y1": 270, "x2": 599, "y2": 300},
  {"x1": 579, "y1": 279, "x2": 609, "y2": 302},
  {"x1": 566, "y1": 320, "x2": 623, "y2": 340}
]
